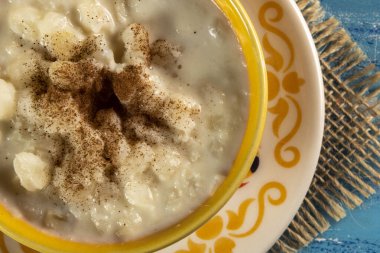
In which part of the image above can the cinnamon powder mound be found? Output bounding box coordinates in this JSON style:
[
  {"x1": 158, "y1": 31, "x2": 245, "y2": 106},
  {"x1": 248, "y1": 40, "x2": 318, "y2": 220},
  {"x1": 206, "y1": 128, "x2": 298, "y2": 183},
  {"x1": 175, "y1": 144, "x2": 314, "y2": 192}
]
[
  {"x1": 18, "y1": 24, "x2": 200, "y2": 209},
  {"x1": 49, "y1": 59, "x2": 103, "y2": 91},
  {"x1": 112, "y1": 66, "x2": 201, "y2": 137},
  {"x1": 111, "y1": 65, "x2": 149, "y2": 107}
]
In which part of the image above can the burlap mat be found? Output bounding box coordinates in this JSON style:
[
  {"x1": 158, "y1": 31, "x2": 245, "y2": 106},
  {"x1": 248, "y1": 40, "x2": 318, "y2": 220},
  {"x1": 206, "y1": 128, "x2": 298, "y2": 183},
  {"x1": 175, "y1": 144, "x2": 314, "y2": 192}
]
[{"x1": 270, "y1": 0, "x2": 380, "y2": 252}]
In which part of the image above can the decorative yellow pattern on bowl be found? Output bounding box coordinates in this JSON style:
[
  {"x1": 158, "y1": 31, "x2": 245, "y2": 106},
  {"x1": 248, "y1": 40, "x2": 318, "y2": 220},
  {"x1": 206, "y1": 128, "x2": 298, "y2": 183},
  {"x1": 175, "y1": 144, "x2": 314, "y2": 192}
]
[
  {"x1": 262, "y1": 2, "x2": 304, "y2": 169},
  {"x1": 175, "y1": 182, "x2": 286, "y2": 253}
]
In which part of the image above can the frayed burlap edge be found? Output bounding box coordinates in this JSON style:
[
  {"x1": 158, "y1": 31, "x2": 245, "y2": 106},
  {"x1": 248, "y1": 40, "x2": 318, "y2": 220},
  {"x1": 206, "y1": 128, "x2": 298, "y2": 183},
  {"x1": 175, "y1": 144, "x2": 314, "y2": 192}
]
[{"x1": 270, "y1": 0, "x2": 380, "y2": 252}]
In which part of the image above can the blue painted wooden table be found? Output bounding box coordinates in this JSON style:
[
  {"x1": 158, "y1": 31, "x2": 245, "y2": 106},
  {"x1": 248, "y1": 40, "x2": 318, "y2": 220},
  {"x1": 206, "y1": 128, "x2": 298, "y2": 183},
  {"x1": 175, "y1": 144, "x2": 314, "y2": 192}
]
[{"x1": 301, "y1": 0, "x2": 380, "y2": 252}]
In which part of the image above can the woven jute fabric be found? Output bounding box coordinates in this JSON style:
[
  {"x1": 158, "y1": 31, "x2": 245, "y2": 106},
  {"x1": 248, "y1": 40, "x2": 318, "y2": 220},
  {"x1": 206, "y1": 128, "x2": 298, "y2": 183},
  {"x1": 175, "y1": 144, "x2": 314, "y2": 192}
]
[{"x1": 270, "y1": 0, "x2": 380, "y2": 252}]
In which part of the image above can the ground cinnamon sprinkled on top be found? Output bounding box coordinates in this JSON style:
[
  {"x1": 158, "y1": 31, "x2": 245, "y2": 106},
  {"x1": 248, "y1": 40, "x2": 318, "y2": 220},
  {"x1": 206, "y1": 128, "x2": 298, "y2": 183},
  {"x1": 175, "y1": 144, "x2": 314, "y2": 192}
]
[{"x1": 17, "y1": 24, "x2": 200, "y2": 210}]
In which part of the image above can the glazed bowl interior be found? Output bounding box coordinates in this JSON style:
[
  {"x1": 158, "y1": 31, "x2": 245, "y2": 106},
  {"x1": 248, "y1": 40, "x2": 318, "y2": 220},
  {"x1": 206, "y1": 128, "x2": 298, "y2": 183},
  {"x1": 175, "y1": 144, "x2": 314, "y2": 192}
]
[{"x1": 0, "y1": 0, "x2": 267, "y2": 252}]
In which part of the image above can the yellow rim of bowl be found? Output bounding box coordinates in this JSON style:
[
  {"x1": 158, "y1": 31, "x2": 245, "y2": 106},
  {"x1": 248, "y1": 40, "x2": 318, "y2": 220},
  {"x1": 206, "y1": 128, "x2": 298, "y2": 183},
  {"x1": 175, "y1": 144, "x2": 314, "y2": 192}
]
[{"x1": 0, "y1": 1, "x2": 267, "y2": 252}]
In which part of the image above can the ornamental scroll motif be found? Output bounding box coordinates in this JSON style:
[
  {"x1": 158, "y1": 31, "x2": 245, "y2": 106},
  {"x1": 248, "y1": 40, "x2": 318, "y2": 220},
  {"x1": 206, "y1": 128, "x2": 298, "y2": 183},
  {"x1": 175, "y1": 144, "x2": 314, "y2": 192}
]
[
  {"x1": 260, "y1": 1, "x2": 304, "y2": 169},
  {"x1": 175, "y1": 182, "x2": 287, "y2": 253}
]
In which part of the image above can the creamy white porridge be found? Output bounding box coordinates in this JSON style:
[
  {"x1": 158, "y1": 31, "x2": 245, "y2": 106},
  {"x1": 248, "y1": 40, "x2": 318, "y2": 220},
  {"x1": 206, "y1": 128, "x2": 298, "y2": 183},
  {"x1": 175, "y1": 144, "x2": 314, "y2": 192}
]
[{"x1": 0, "y1": 0, "x2": 249, "y2": 242}]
